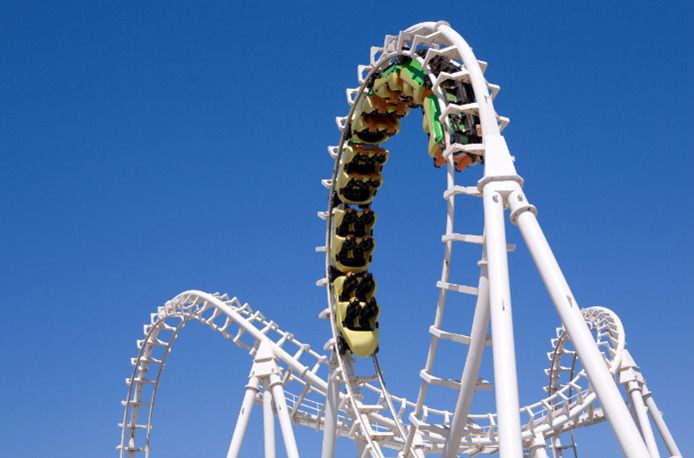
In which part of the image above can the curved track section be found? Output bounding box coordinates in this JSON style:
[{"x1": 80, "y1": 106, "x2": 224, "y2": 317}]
[
  {"x1": 541, "y1": 306, "x2": 625, "y2": 455},
  {"x1": 318, "y1": 21, "x2": 508, "y2": 457},
  {"x1": 119, "y1": 22, "x2": 680, "y2": 458},
  {"x1": 117, "y1": 289, "x2": 628, "y2": 456},
  {"x1": 317, "y1": 22, "x2": 646, "y2": 457},
  {"x1": 118, "y1": 290, "x2": 335, "y2": 457},
  {"x1": 117, "y1": 290, "x2": 418, "y2": 457}
]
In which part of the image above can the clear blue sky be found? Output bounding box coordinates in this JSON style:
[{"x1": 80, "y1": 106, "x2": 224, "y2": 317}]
[{"x1": 1, "y1": 1, "x2": 692, "y2": 457}]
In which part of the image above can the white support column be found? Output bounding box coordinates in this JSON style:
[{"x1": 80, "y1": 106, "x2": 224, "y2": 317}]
[
  {"x1": 441, "y1": 248, "x2": 491, "y2": 458},
  {"x1": 627, "y1": 397, "x2": 643, "y2": 436},
  {"x1": 507, "y1": 187, "x2": 650, "y2": 458},
  {"x1": 619, "y1": 350, "x2": 660, "y2": 458},
  {"x1": 263, "y1": 385, "x2": 276, "y2": 458},
  {"x1": 628, "y1": 385, "x2": 659, "y2": 458},
  {"x1": 227, "y1": 375, "x2": 260, "y2": 458},
  {"x1": 483, "y1": 183, "x2": 523, "y2": 458},
  {"x1": 269, "y1": 371, "x2": 300, "y2": 458},
  {"x1": 643, "y1": 386, "x2": 682, "y2": 457},
  {"x1": 244, "y1": 339, "x2": 300, "y2": 458},
  {"x1": 321, "y1": 351, "x2": 340, "y2": 458}
]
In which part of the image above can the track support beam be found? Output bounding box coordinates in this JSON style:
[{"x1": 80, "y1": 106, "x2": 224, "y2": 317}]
[
  {"x1": 507, "y1": 186, "x2": 651, "y2": 458},
  {"x1": 643, "y1": 386, "x2": 682, "y2": 457},
  {"x1": 263, "y1": 385, "x2": 277, "y2": 458},
  {"x1": 227, "y1": 375, "x2": 260, "y2": 458},
  {"x1": 321, "y1": 351, "x2": 340, "y2": 458},
  {"x1": 483, "y1": 183, "x2": 523, "y2": 458}
]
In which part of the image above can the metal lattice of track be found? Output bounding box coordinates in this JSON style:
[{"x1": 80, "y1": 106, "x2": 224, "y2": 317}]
[{"x1": 118, "y1": 22, "x2": 682, "y2": 458}]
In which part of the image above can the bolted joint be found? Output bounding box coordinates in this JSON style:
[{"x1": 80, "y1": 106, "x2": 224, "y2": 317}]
[
  {"x1": 508, "y1": 189, "x2": 537, "y2": 225},
  {"x1": 619, "y1": 369, "x2": 645, "y2": 390},
  {"x1": 249, "y1": 339, "x2": 282, "y2": 378}
]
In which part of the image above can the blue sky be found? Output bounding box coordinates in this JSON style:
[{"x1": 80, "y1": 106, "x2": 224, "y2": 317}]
[{"x1": 1, "y1": 1, "x2": 692, "y2": 457}]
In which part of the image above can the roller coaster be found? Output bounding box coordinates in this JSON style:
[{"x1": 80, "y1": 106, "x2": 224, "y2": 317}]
[{"x1": 117, "y1": 22, "x2": 682, "y2": 458}]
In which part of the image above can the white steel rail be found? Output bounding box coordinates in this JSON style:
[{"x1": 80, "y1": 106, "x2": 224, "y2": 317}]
[
  {"x1": 118, "y1": 21, "x2": 681, "y2": 458},
  {"x1": 321, "y1": 22, "x2": 516, "y2": 457},
  {"x1": 118, "y1": 291, "x2": 410, "y2": 457},
  {"x1": 118, "y1": 290, "x2": 649, "y2": 456},
  {"x1": 119, "y1": 291, "x2": 335, "y2": 457}
]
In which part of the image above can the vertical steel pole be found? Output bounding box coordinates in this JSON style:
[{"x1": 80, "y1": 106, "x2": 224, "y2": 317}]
[
  {"x1": 269, "y1": 372, "x2": 300, "y2": 458},
  {"x1": 507, "y1": 187, "x2": 650, "y2": 457},
  {"x1": 321, "y1": 351, "x2": 340, "y2": 458},
  {"x1": 227, "y1": 376, "x2": 260, "y2": 458},
  {"x1": 483, "y1": 184, "x2": 523, "y2": 458},
  {"x1": 263, "y1": 385, "x2": 277, "y2": 458},
  {"x1": 643, "y1": 387, "x2": 682, "y2": 457},
  {"x1": 441, "y1": 247, "x2": 491, "y2": 458}
]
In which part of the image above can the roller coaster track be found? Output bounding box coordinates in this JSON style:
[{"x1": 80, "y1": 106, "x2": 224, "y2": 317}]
[
  {"x1": 118, "y1": 22, "x2": 682, "y2": 458},
  {"x1": 116, "y1": 291, "x2": 676, "y2": 456}
]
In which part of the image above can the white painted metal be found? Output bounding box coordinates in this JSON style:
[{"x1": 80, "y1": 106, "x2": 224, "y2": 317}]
[
  {"x1": 269, "y1": 371, "x2": 300, "y2": 458},
  {"x1": 507, "y1": 188, "x2": 650, "y2": 457},
  {"x1": 643, "y1": 386, "x2": 682, "y2": 457},
  {"x1": 619, "y1": 350, "x2": 663, "y2": 458},
  {"x1": 118, "y1": 22, "x2": 682, "y2": 458},
  {"x1": 483, "y1": 185, "x2": 523, "y2": 457},
  {"x1": 320, "y1": 352, "x2": 339, "y2": 458},
  {"x1": 529, "y1": 433, "x2": 550, "y2": 458},
  {"x1": 552, "y1": 436, "x2": 564, "y2": 458},
  {"x1": 227, "y1": 376, "x2": 259, "y2": 458},
  {"x1": 441, "y1": 248, "x2": 490, "y2": 458},
  {"x1": 373, "y1": 354, "x2": 409, "y2": 444},
  {"x1": 399, "y1": 21, "x2": 526, "y2": 456},
  {"x1": 403, "y1": 159, "x2": 456, "y2": 457},
  {"x1": 263, "y1": 387, "x2": 276, "y2": 458},
  {"x1": 629, "y1": 387, "x2": 659, "y2": 458},
  {"x1": 118, "y1": 293, "x2": 677, "y2": 457}
]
